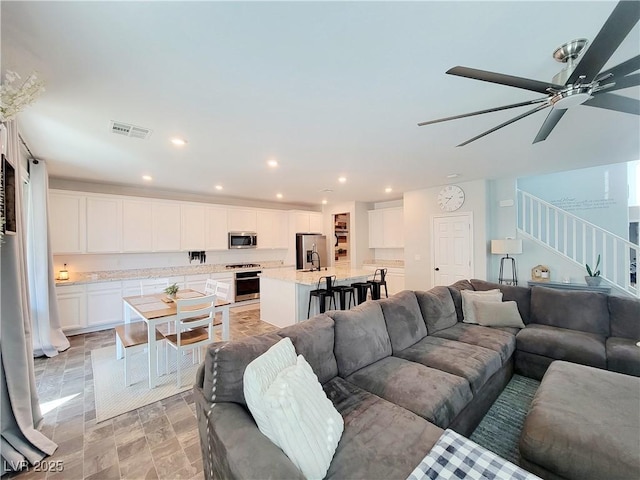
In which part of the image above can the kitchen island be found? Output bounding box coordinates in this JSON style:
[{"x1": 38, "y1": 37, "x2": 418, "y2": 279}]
[{"x1": 259, "y1": 267, "x2": 371, "y2": 327}]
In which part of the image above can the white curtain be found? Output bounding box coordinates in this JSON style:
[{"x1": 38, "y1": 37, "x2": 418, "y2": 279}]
[
  {"x1": 26, "y1": 158, "x2": 69, "y2": 357},
  {"x1": 0, "y1": 120, "x2": 57, "y2": 474}
]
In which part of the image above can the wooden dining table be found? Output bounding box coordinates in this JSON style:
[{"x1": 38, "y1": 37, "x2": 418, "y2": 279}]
[{"x1": 120, "y1": 289, "x2": 230, "y2": 389}]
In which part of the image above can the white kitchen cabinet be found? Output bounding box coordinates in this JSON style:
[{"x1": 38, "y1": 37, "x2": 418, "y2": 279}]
[
  {"x1": 184, "y1": 274, "x2": 210, "y2": 294},
  {"x1": 309, "y1": 213, "x2": 323, "y2": 234},
  {"x1": 227, "y1": 208, "x2": 257, "y2": 232},
  {"x1": 181, "y1": 203, "x2": 206, "y2": 251},
  {"x1": 257, "y1": 210, "x2": 289, "y2": 249},
  {"x1": 86, "y1": 281, "x2": 123, "y2": 327},
  {"x1": 122, "y1": 199, "x2": 153, "y2": 252},
  {"x1": 152, "y1": 201, "x2": 181, "y2": 252},
  {"x1": 86, "y1": 196, "x2": 122, "y2": 253},
  {"x1": 291, "y1": 211, "x2": 323, "y2": 234},
  {"x1": 363, "y1": 265, "x2": 405, "y2": 296},
  {"x1": 56, "y1": 284, "x2": 86, "y2": 331},
  {"x1": 49, "y1": 192, "x2": 86, "y2": 254},
  {"x1": 368, "y1": 207, "x2": 403, "y2": 248},
  {"x1": 205, "y1": 206, "x2": 228, "y2": 250}
]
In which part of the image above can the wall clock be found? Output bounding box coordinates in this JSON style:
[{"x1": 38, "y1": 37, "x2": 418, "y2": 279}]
[{"x1": 437, "y1": 185, "x2": 465, "y2": 211}]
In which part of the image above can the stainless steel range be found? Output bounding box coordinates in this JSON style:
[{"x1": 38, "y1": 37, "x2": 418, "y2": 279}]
[{"x1": 226, "y1": 264, "x2": 261, "y2": 301}]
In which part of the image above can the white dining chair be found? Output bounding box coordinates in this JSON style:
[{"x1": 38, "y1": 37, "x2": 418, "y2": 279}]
[
  {"x1": 214, "y1": 281, "x2": 231, "y2": 301},
  {"x1": 115, "y1": 323, "x2": 165, "y2": 386},
  {"x1": 162, "y1": 294, "x2": 217, "y2": 387},
  {"x1": 204, "y1": 278, "x2": 218, "y2": 295}
]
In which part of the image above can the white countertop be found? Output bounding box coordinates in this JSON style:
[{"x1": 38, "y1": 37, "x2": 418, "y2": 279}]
[{"x1": 259, "y1": 267, "x2": 371, "y2": 286}]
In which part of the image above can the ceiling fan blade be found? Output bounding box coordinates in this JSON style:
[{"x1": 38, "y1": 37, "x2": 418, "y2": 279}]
[
  {"x1": 584, "y1": 92, "x2": 640, "y2": 115},
  {"x1": 567, "y1": 1, "x2": 640, "y2": 84},
  {"x1": 598, "y1": 55, "x2": 640, "y2": 80},
  {"x1": 601, "y1": 73, "x2": 640, "y2": 92},
  {"x1": 417, "y1": 97, "x2": 547, "y2": 126},
  {"x1": 457, "y1": 103, "x2": 549, "y2": 147},
  {"x1": 532, "y1": 109, "x2": 567, "y2": 144},
  {"x1": 447, "y1": 66, "x2": 563, "y2": 94}
]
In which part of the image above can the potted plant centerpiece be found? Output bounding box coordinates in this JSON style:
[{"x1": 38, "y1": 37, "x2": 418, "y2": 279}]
[
  {"x1": 585, "y1": 255, "x2": 602, "y2": 286},
  {"x1": 164, "y1": 283, "x2": 179, "y2": 299}
]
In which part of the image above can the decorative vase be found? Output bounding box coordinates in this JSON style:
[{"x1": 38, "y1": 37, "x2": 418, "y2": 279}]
[{"x1": 585, "y1": 276, "x2": 602, "y2": 286}]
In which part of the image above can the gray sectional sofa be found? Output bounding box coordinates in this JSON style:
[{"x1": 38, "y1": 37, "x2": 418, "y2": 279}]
[{"x1": 194, "y1": 280, "x2": 640, "y2": 480}]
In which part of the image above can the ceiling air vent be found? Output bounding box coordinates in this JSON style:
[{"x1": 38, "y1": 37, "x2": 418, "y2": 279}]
[{"x1": 110, "y1": 121, "x2": 152, "y2": 140}]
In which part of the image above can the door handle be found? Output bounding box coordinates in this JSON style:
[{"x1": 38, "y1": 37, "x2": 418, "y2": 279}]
[{"x1": 434, "y1": 267, "x2": 440, "y2": 271}]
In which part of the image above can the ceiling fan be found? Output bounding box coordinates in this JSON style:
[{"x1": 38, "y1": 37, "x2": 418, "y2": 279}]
[{"x1": 418, "y1": 0, "x2": 640, "y2": 146}]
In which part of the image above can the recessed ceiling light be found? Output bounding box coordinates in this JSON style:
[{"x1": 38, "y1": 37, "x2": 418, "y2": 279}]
[
  {"x1": 215, "y1": 185, "x2": 223, "y2": 191},
  {"x1": 171, "y1": 138, "x2": 187, "y2": 146},
  {"x1": 276, "y1": 193, "x2": 283, "y2": 199},
  {"x1": 322, "y1": 199, "x2": 328, "y2": 205},
  {"x1": 446, "y1": 173, "x2": 460, "y2": 178},
  {"x1": 338, "y1": 176, "x2": 347, "y2": 183},
  {"x1": 142, "y1": 175, "x2": 152, "y2": 181},
  {"x1": 267, "y1": 159, "x2": 278, "y2": 168},
  {"x1": 385, "y1": 187, "x2": 393, "y2": 193}
]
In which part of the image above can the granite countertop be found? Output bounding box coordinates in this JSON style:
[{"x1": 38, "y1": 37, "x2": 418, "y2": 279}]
[
  {"x1": 259, "y1": 266, "x2": 371, "y2": 286},
  {"x1": 362, "y1": 259, "x2": 405, "y2": 269},
  {"x1": 55, "y1": 261, "x2": 290, "y2": 286}
]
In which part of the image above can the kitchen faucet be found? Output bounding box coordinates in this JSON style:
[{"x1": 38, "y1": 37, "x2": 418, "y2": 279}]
[{"x1": 310, "y1": 251, "x2": 321, "y2": 271}]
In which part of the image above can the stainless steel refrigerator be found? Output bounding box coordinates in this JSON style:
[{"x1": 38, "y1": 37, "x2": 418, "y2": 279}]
[{"x1": 296, "y1": 233, "x2": 327, "y2": 270}]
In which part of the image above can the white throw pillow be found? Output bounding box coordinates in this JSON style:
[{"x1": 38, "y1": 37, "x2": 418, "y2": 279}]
[
  {"x1": 473, "y1": 300, "x2": 525, "y2": 328},
  {"x1": 461, "y1": 289, "x2": 503, "y2": 324},
  {"x1": 244, "y1": 338, "x2": 344, "y2": 480},
  {"x1": 243, "y1": 337, "x2": 297, "y2": 438}
]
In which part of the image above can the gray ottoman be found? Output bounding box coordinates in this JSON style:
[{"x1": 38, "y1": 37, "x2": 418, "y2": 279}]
[{"x1": 519, "y1": 361, "x2": 640, "y2": 480}]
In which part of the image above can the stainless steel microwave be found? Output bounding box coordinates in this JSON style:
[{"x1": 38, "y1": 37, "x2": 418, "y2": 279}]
[{"x1": 228, "y1": 232, "x2": 258, "y2": 249}]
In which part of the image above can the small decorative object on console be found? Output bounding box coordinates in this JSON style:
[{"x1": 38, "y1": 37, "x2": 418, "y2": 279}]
[
  {"x1": 164, "y1": 283, "x2": 179, "y2": 299},
  {"x1": 531, "y1": 265, "x2": 550, "y2": 282},
  {"x1": 585, "y1": 254, "x2": 602, "y2": 286}
]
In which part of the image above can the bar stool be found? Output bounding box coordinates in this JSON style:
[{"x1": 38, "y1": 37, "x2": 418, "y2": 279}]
[
  {"x1": 350, "y1": 281, "x2": 373, "y2": 305},
  {"x1": 368, "y1": 268, "x2": 388, "y2": 300},
  {"x1": 332, "y1": 284, "x2": 356, "y2": 310},
  {"x1": 308, "y1": 275, "x2": 337, "y2": 318}
]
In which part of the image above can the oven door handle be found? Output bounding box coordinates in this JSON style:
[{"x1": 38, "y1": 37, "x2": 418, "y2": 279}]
[{"x1": 236, "y1": 276, "x2": 260, "y2": 281}]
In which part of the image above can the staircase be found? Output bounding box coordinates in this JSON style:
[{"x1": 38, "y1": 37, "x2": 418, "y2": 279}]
[{"x1": 517, "y1": 189, "x2": 639, "y2": 298}]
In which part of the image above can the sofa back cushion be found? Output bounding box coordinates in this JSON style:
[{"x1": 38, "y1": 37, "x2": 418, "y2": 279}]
[
  {"x1": 378, "y1": 290, "x2": 428, "y2": 352},
  {"x1": 202, "y1": 333, "x2": 282, "y2": 405},
  {"x1": 530, "y1": 287, "x2": 610, "y2": 336},
  {"x1": 446, "y1": 279, "x2": 474, "y2": 321},
  {"x1": 277, "y1": 314, "x2": 338, "y2": 384},
  {"x1": 470, "y1": 279, "x2": 532, "y2": 324},
  {"x1": 415, "y1": 287, "x2": 458, "y2": 334},
  {"x1": 608, "y1": 295, "x2": 640, "y2": 339},
  {"x1": 329, "y1": 301, "x2": 392, "y2": 377}
]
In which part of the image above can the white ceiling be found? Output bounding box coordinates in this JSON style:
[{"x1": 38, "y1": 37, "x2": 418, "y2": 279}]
[{"x1": 2, "y1": 1, "x2": 639, "y2": 207}]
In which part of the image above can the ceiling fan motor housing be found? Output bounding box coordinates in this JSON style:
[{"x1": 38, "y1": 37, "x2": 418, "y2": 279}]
[{"x1": 551, "y1": 38, "x2": 589, "y2": 85}]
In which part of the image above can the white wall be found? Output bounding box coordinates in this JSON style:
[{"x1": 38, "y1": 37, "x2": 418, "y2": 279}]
[{"x1": 404, "y1": 179, "x2": 488, "y2": 290}]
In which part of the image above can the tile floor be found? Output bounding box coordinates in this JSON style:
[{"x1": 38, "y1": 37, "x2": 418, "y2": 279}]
[{"x1": 10, "y1": 306, "x2": 276, "y2": 480}]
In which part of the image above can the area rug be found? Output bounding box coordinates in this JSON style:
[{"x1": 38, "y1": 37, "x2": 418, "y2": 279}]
[
  {"x1": 470, "y1": 374, "x2": 540, "y2": 465},
  {"x1": 92, "y1": 345, "x2": 199, "y2": 422}
]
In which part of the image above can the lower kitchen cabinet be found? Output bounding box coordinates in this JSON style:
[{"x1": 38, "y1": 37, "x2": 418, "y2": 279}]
[
  {"x1": 86, "y1": 282, "x2": 123, "y2": 327},
  {"x1": 363, "y1": 265, "x2": 405, "y2": 297},
  {"x1": 56, "y1": 284, "x2": 86, "y2": 331}
]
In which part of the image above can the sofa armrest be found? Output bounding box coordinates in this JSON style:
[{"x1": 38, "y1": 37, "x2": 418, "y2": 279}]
[{"x1": 194, "y1": 384, "x2": 305, "y2": 480}]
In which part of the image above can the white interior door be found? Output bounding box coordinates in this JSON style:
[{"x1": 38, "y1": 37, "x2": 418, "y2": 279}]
[{"x1": 432, "y1": 213, "x2": 473, "y2": 286}]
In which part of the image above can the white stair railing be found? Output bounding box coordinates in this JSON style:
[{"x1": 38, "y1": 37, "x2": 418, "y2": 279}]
[{"x1": 517, "y1": 189, "x2": 639, "y2": 298}]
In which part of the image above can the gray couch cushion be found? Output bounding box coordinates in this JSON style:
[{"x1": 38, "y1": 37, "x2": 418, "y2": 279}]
[
  {"x1": 447, "y1": 280, "x2": 474, "y2": 322},
  {"x1": 329, "y1": 301, "x2": 392, "y2": 378},
  {"x1": 530, "y1": 287, "x2": 610, "y2": 336},
  {"x1": 415, "y1": 287, "x2": 458, "y2": 334},
  {"x1": 608, "y1": 295, "x2": 640, "y2": 340},
  {"x1": 606, "y1": 337, "x2": 640, "y2": 377},
  {"x1": 516, "y1": 324, "x2": 606, "y2": 369},
  {"x1": 394, "y1": 336, "x2": 502, "y2": 394},
  {"x1": 470, "y1": 279, "x2": 532, "y2": 324},
  {"x1": 432, "y1": 323, "x2": 516, "y2": 364},
  {"x1": 202, "y1": 333, "x2": 282, "y2": 405},
  {"x1": 520, "y1": 361, "x2": 640, "y2": 480},
  {"x1": 277, "y1": 314, "x2": 338, "y2": 384},
  {"x1": 344, "y1": 356, "x2": 472, "y2": 428},
  {"x1": 378, "y1": 290, "x2": 428, "y2": 352},
  {"x1": 323, "y1": 377, "x2": 443, "y2": 480}
]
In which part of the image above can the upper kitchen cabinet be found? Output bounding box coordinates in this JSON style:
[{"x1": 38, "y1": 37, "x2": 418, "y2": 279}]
[
  {"x1": 50, "y1": 191, "x2": 86, "y2": 254},
  {"x1": 122, "y1": 199, "x2": 153, "y2": 252},
  {"x1": 205, "y1": 206, "x2": 228, "y2": 250},
  {"x1": 257, "y1": 210, "x2": 288, "y2": 249},
  {"x1": 86, "y1": 196, "x2": 122, "y2": 253},
  {"x1": 152, "y1": 201, "x2": 181, "y2": 252},
  {"x1": 180, "y1": 203, "x2": 206, "y2": 251},
  {"x1": 369, "y1": 207, "x2": 404, "y2": 248},
  {"x1": 227, "y1": 208, "x2": 257, "y2": 232},
  {"x1": 291, "y1": 211, "x2": 324, "y2": 234}
]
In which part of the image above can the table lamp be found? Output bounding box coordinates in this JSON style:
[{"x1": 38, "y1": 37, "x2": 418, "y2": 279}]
[
  {"x1": 58, "y1": 263, "x2": 69, "y2": 281},
  {"x1": 491, "y1": 239, "x2": 523, "y2": 285}
]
